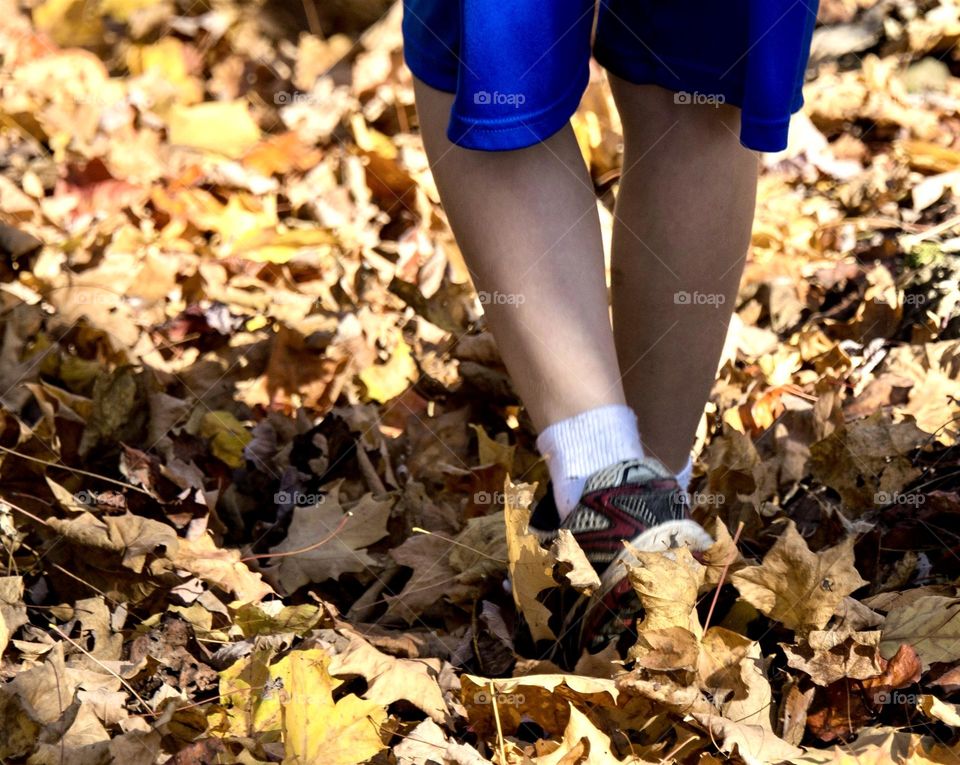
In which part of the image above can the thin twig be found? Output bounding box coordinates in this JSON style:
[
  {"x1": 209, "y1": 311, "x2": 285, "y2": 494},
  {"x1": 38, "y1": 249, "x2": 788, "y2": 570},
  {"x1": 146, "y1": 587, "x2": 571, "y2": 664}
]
[
  {"x1": 489, "y1": 679, "x2": 507, "y2": 765},
  {"x1": 702, "y1": 521, "x2": 745, "y2": 635},
  {"x1": 48, "y1": 623, "x2": 155, "y2": 717},
  {"x1": 412, "y1": 527, "x2": 507, "y2": 564},
  {"x1": 0, "y1": 445, "x2": 152, "y2": 496},
  {"x1": 240, "y1": 511, "x2": 352, "y2": 562}
]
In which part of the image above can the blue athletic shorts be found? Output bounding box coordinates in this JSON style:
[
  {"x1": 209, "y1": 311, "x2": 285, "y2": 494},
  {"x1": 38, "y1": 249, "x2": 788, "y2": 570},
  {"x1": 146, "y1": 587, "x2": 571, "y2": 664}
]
[{"x1": 402, "y1": 0, "x2": 819, "y2": 153}]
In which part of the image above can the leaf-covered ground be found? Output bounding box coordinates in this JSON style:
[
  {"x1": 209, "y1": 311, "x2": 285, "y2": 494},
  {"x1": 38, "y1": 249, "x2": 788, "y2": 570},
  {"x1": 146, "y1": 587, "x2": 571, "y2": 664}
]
[{"x1": 1, "y1": 0, "x2": 960, "y2": 762}]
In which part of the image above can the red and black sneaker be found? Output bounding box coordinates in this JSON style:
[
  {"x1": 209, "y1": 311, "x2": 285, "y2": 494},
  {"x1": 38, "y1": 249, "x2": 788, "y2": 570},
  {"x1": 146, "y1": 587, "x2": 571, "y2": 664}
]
[{"x1": 529, "y1": 457, "x2": 712, "y2": 659}]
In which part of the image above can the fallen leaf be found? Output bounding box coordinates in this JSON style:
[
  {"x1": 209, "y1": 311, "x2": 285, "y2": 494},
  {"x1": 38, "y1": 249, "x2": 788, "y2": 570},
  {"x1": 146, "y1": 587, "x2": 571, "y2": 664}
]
[
  {"x1": 280, "y1": 649, "x2": 387, "y2": 764},
  {"x1": 47, "y1": 512, "x2": 179, "y2": 574},
  {"x1": 394, "y1": 719, "x2": 493, "y2": 765},
  {"x1": 631, "y1": 626, "x2": 700, "y2": 671},
  {"x1": 199, "y1": 410, "x2": 252, "y2": 469},
  {"x1": 698, "y1": 627, "x2": 753, "y2": 702},
  {"x1": 77, "y1": 366, "x2": 149, "y2": 459},
  {"x1": 384, "y1": 533, "x2": 477, "y2": 622},
  {"x1": 722, "y1": 640, "x2": 774, "y2": 730},
  {"x1": 326, "y1": 629, "x2": 450, "y2": 723},
  {"x1": 624, "y1": 546, "x2": 704, "y2": 667},
  {"x1": 448, "y1": 512, "x2": 508, "y2": 585},
  {"x1": 172, "y1": 532, "x2": 275, "y2": 605},
  {"x1": 461, "y1": 673, "x2": 618, "y2": 741},
  {"x1": 731, "y1": 521, "x2": 867, "y2": 631},
  {"x1": 533, "y1": 703, "x2": 650, "y2": 765},
  {"x1": 360, "y1": 337, "x2": 418, "y2": 403},
  {"x1": 807, "y1": 644, "x2": 922, "y2": 741},
  {"x1": 230, "y1": 602, "x2": 324, "y2": 640},
  {"x1": 504, "y1": 477, "x2": 556, "y2": 643},
  {"x1": 701, "y1": 518, "x2": 745, "y2": 589},
  {"x1": 809, "y1": 412, "x2": 927, "y2": 513},
  {"x1": 880, "y1": 596, "x2": 960, "y2": 667},
  {"x1": 782, "y1": 630, "x2": 885, "y2": 685},
  {"x1": 691, "y1": 712, "x2": 803, "y2": 765},
  {"x1": 470, "y1": 423, "x2": 516, "y2": 473},
  {"x1": 264, "y1": 483, "x2": 392, "y2": 592},
  {"x1": 0, "y1": 577, "x2": 25, "y2": 659},
  {"x1": 552, "y1": 530, "x2": 601, "y2": 594}
]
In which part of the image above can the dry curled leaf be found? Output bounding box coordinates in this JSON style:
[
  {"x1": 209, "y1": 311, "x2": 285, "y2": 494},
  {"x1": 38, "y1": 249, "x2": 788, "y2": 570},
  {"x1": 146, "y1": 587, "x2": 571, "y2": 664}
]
[
  {"x1": 503, "y1": 477, "x2": 556, "y2": 643},
  {"x1": 532, "y1": 703, "x2": 654, "y2": 765},
  {"x1": 880, "y1": 596, "x2": 960, "y2": 667},
  {"x1": 731, "y1": 521, "x2": 867, "y2": 632},
  {"x1": 551, "y1": 529, "x2": 601, "y2": 594},
  {"x1": 622, "y1": 547, "x2": 704, "y2": 672},
  {"x1": 460, "y1": 673, "x2": 619, "y2": 741},
  {"x1": 691, "y1": 712, "x2": 803, "y2": 765},
  {"x1": 782, "y1": 630, "x2": 885, "y2": 685},
  {"x1": 394, "y1": 719, "x2": 493, "y2": 765},
  {"x1": 326, "y1": 629, "x2": 450, "y2": 723},
  {"x1": 263, "y1": 483, "x2": 392, "y2": 593}
]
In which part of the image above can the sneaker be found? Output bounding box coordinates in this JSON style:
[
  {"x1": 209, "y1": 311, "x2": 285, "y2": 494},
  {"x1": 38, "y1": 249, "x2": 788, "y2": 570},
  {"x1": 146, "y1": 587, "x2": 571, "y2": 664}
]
[{"x1": 529, "y1": 457, "x2": 712, "y2": 658}]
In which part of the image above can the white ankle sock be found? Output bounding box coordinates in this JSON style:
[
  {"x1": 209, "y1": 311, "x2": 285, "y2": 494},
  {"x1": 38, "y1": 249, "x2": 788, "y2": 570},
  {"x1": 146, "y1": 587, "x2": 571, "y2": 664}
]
[{"x1": 536, "y1": 404, "x2": 644, "y2": 522}]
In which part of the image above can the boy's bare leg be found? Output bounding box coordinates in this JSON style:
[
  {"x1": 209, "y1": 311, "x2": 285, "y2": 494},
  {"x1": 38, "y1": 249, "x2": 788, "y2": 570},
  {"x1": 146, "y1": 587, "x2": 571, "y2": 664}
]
[
  {"x1": 609, "y1": 77, "x2": 760, "y2": 474},
  {"x1": 413, "y1": 78, "x2": 627, "y2": 432}
]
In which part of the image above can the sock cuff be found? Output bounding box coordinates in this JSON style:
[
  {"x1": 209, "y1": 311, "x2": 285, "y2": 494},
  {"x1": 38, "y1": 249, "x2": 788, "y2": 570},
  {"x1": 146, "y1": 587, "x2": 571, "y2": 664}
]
[{"x1": 536, "y1": 404, "x2": 644, "y2": 480}]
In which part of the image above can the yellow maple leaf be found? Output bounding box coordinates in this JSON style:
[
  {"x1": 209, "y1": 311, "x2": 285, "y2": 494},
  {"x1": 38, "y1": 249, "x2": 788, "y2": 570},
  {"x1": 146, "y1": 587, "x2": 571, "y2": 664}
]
[
  {"x1": 215, "y1": 647, "x2": 387, "y2": 765},
  {"x1": 280, "y1": 649, "x2": 386, "y2": 765}
]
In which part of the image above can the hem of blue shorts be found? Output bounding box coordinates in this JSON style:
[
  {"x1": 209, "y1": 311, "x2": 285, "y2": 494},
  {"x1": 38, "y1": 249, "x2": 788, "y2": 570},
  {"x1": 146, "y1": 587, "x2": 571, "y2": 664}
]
[
  {"x1": 594, "y1": 45, "x2": 802, "y2": 153},
  {"x1": 446, "y1": 65, "x2": 590, "y2": 152},
  {"x1": 740, "y1": 113, "x2": 796, "y2": 153}
]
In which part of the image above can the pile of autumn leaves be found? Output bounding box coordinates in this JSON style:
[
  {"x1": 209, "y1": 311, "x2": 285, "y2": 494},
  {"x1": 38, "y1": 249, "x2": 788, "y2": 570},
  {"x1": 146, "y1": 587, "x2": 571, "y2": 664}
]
[{"x1": 475, "y1": 475, "x2": 956, "y2": 765}]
